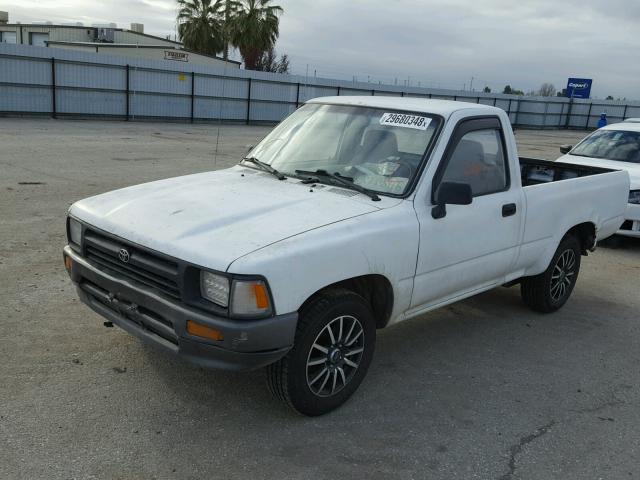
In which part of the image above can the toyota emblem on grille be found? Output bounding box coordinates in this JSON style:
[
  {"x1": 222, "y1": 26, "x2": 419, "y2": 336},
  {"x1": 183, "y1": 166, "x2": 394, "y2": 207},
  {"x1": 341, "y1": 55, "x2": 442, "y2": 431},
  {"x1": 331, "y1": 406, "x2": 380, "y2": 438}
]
[{"x1": 118, "y1": 248, "x2": 130, "y2": 263}]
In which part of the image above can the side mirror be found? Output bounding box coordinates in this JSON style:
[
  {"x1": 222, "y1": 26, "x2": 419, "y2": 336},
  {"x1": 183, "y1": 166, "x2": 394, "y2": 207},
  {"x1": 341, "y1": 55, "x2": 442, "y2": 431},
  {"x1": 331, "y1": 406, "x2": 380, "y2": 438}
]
[
  {"x1": 559, "y1": 144, "x2": 573, "y2": 154},
  {"x1": 432, "y1": 181, "x2": 473, "y2": 219}
]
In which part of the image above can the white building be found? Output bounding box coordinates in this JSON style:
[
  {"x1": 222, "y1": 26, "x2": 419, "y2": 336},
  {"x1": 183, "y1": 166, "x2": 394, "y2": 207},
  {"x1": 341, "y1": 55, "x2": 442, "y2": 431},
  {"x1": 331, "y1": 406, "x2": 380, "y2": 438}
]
[{"x1": 0, "y1": 11, "x2": 240, "y2": 69}]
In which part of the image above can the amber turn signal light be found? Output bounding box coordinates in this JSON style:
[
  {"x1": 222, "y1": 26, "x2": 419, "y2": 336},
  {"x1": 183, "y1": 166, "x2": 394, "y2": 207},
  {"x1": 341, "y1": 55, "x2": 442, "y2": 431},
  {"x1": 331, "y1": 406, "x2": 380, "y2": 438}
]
[
  {"x1": 64, "y1": 255, "x2": 73, "y2": 273},
  {"x1": 186, "y1": 320, "x2": 224, "y2": 341},
  {"x1": 253, "y1": 283, "x2": 269, "y2": 309}
]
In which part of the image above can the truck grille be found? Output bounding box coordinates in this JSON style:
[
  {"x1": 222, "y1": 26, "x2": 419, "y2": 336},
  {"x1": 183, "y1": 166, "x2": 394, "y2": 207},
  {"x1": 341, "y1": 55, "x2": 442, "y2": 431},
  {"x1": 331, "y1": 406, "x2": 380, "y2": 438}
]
[
  {"x1": 84, "y1": 230, "x2": 181, "y2": 299},
  {"x1": 80, "y1": 280, "x2": 179, "y2": 346}
]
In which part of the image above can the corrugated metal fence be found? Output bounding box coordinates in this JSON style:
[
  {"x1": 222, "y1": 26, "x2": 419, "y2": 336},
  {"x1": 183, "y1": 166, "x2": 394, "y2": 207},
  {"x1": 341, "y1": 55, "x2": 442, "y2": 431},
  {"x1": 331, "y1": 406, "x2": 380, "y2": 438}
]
[{"x1": 2, "y1": 43, "x2": 639, "y2": 129}]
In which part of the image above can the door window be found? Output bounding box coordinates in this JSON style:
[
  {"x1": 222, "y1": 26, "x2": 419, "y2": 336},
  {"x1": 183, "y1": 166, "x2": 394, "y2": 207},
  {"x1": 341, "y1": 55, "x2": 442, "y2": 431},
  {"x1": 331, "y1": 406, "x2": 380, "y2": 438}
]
[{"x1": 440, "y1": 129, "x2": 508, "y2": 196}]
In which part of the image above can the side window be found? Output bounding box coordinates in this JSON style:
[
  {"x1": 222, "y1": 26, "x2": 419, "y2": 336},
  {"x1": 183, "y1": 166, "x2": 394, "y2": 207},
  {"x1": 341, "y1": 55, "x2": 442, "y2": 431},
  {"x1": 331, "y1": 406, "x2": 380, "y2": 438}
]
[{"x1": 440, "y1": 129, "x2": 508, "y2": 196}]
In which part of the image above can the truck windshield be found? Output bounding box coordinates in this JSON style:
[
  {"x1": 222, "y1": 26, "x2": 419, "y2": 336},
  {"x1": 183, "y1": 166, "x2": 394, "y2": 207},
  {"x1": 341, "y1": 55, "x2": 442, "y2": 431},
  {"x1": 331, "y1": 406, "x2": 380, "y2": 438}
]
[
  {"x1": 245, "y1": 103, "x2": 441, "y2": 196},
  {"x1": 571, "y1": 129, "x2": 640, "y2": 164}
]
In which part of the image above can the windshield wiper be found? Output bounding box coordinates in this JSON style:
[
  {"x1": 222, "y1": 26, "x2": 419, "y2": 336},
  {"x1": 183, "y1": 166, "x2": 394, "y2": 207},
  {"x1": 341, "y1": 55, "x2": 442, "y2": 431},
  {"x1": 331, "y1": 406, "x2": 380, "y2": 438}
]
[
  {"x1": 242, "y1": 157, "x2": 286, "y2": 180},
  {"x1": 295, "y1": 169, "x2": 381, "y2": 201}
]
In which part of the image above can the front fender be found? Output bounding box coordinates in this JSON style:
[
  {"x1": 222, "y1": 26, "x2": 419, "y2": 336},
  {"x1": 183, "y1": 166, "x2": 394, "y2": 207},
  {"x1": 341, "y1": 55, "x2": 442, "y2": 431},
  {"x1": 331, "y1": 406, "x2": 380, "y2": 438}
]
[{"x1": 227, "y1": 203, "x2": 419, "y2": 322}]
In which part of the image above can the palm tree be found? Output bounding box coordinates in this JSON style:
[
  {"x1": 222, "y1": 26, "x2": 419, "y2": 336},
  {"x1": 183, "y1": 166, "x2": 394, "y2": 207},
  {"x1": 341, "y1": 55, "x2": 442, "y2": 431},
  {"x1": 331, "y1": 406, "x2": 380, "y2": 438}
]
[
  {"x1": 221, "y1": 0, "x2": 240, "y2": 61},
  {"x1": 177, "y1": 0, "x2": 225, "y2": 56},
  {"x1": 230, "y1": 0, "x2": 283, "y2": 70}
]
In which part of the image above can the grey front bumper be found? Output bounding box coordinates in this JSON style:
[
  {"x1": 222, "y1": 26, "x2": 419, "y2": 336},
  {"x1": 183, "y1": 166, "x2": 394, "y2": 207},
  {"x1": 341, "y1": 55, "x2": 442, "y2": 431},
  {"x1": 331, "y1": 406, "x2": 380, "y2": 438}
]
[{"x1": 64, "y1": 246, "x2": 297, "y2": 371}]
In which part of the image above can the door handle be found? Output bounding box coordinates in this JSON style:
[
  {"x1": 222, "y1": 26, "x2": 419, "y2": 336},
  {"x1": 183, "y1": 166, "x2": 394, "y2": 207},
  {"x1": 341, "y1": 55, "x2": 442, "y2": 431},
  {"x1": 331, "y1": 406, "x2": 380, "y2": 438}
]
[{"x1": 502, "y1": 203, "x2": 517, "y2": 217}]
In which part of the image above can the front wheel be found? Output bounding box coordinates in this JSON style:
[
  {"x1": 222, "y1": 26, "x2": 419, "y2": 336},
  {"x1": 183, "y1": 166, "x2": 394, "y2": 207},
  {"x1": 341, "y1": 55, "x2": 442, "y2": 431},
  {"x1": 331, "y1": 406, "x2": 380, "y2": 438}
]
[
  {"x1": 267, "y1": 290, "x2": 376, "y2": 416},
  {"x1": 521, "y1": 234, "x2": 581, "y2": 313}
]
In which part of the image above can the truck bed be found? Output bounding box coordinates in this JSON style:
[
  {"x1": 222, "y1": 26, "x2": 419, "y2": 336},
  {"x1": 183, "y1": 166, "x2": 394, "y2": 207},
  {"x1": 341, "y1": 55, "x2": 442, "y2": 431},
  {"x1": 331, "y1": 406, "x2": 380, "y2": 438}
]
[
  {"x1": 516, "y1": 157, "x2": 629, "y2": 278},
  {"x1": 520, "y1": 157, "x2": 615, "y2": 186}
]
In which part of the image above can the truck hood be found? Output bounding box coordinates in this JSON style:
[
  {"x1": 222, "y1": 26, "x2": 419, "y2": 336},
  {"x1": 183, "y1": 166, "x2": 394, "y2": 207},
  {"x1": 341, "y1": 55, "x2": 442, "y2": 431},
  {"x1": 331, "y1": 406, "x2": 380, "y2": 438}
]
[
  {"x1": 558, "y1": 154, "x2": 640, "y2": 189},
  {"x1": 70, "y1": 166, "x2": 389, "y2": 271}
]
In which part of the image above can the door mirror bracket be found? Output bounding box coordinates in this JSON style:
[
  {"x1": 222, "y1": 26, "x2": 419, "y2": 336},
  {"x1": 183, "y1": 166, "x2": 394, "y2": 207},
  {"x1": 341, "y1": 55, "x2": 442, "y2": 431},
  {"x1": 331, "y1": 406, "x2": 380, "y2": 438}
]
[
  {"x1": 559, "y1": 144, "x2": 573, "y2": 154},
  {"x1": 431, "y1": 181, "x2": 473, "y2": 219}
]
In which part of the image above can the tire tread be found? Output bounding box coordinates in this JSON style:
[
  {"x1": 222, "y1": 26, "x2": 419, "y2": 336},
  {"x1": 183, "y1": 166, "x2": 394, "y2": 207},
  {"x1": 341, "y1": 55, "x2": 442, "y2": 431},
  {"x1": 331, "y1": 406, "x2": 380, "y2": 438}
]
[
  {"x1": 266, "y1": 289, "x2": 369, "y2": 415},
  {"x1": 521, "y1": 234, "x2": 580, "y2": 313}
]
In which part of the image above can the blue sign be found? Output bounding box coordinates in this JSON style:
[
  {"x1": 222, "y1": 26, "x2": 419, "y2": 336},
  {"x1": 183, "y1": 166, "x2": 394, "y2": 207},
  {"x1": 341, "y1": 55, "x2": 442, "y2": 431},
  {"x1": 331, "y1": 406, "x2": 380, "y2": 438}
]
[{"x1": 566, "y1": 78, "x2": 592, "y2": 99}]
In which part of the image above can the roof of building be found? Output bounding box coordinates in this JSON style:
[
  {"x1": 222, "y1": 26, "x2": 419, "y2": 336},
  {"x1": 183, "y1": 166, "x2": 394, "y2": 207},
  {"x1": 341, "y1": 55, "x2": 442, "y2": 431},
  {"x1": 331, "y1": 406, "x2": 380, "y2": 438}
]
[
  {"x1": 46, "y1": 41, "x2": 180, "y2": 49},
  {"x1": 43, "y1": 40, "x2": 242, "y2": 65},
  {"x1": 307, "y1": 96, "x2": 502, "y2": 117},
  {"x1": 2, "y1": 23, "x2": 183, "y2": 46}
]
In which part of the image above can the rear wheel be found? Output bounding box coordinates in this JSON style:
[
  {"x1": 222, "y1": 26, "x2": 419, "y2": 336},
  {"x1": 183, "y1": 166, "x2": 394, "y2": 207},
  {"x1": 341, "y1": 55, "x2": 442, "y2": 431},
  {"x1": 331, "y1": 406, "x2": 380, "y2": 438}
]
[
  {"x1": 267, "y1": 290, "x2": 375, "y2": 416},
  {"x1": 521, "y1": 234, "x2": 581, "y2": 313}
]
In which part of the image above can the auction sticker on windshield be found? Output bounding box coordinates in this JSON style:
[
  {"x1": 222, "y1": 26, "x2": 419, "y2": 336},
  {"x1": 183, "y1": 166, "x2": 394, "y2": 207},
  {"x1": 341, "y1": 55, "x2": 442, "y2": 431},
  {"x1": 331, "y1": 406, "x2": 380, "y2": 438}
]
[{"x1": 380, "y1": 113, "x2": 431, "y2": 130}]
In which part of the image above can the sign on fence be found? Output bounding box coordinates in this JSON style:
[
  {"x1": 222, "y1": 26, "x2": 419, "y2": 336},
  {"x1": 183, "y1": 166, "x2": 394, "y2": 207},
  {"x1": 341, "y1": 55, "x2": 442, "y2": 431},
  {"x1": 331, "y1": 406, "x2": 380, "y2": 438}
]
[{"x1": 566, "y1": 78, "x2": 592, "y2": 99}]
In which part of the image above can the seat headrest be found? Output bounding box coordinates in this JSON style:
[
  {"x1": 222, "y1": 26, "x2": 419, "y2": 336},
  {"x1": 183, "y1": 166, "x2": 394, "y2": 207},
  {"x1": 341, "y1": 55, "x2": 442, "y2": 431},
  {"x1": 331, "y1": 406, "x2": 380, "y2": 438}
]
[
  {"x1": 453, "y1": 139, "x2": 485, "y2": 163},
  {"x1": 360, "y1": 129, "x2": 398, "y2": 158}
]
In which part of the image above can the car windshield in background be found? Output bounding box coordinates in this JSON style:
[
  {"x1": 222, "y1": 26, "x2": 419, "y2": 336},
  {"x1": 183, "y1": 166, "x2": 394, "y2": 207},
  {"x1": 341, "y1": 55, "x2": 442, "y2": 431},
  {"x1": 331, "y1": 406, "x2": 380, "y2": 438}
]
[
  {"x1": 245, "y1": 103, "x2": 440, "y2": 196},
  {"x1": 571, "y1": 129, "x2": 640, "y2": 163}
]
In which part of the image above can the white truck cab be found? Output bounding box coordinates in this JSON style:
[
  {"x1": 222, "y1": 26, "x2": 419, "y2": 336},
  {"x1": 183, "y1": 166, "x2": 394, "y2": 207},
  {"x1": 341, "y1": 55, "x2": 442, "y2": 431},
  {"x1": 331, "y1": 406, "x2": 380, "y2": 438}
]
[{"x1": 64, "y1": 97, "x2": 629, "y2": 415}]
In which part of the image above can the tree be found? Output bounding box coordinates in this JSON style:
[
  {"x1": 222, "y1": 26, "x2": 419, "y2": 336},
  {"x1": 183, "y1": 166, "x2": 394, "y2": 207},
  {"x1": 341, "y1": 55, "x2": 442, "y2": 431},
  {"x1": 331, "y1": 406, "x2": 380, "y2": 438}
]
[
  {"x1": 483, "y1": 86, "x2": 491, "y2": 93},
  {"x1": 221, "y1": 0, "x2": 240, "y2": 61},
  {"x1": 254, "y1": 47, "x2": 289, "y2": 73},
  {"x1": 503, "y1": 85, "x2": 513, "y2": 94},
  {"x1": 177, "y1": 0, "x2": 225, "y2": 56},
  {"x1": 537, "y1": 83, "x2": 556, "y2": 97},
  {"x1": 230, "y1": 0, "x2": 283, "y2": 70},
  {"x1": 606, "y1": 95, "x2": 614, "y2": 100}
]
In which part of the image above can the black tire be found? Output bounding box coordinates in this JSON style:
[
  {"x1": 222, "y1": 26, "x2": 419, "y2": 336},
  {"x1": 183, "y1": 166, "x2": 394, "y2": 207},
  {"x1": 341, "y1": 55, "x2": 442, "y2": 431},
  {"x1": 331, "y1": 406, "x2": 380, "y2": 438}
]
[
  {"x1": 521, "y1": 234, "x2": 581, "y2": 313},
  {"x1": 267, "y1": 289, "x2": 376, "y2": 416}
]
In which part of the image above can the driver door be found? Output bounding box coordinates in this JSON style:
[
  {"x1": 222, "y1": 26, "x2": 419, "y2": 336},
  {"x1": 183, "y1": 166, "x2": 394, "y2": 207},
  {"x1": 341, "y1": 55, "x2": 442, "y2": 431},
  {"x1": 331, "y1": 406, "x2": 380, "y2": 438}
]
[{"x1": 410, "y1": 117, "x2": 524, "y2": 311}]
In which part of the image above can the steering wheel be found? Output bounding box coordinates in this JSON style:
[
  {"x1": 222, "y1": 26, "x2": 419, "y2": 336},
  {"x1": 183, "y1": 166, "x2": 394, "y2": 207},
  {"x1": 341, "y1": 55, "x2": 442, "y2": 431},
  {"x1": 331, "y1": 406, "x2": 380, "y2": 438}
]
[
  {"x1": 352, "y1": 164, "x2": 377, "y2": 176},
  {"x1": 389, "y1": 159, "x2": 415, "y2": 178}
]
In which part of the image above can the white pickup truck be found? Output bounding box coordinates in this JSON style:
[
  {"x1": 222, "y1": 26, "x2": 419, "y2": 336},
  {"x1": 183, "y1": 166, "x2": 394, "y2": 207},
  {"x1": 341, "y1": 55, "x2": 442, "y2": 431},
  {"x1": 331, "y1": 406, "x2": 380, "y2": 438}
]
[{"x1": 63, "y1": 97, "x2": 629, "y2": 416}]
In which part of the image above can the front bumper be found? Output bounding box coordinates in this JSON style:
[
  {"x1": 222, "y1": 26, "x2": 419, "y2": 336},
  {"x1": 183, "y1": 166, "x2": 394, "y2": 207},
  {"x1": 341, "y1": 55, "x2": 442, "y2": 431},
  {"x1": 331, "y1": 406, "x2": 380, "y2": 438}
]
[
  {"x1": 63, "y1": 246, "x2": 297, "y2": 371},
  {"x1": 617, "y1": 203, "x2": 640, "y2": 238}
]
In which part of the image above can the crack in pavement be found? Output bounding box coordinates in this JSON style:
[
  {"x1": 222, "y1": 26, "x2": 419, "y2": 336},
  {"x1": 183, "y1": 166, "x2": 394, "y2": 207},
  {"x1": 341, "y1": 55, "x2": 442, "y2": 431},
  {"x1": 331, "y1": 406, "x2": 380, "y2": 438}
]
[
  {"x1": 569, "y1": 384, "x2": 630, "y2": 415},
  {"x1": 499, "y1": 420, "x2": 556, "y2": 480}
]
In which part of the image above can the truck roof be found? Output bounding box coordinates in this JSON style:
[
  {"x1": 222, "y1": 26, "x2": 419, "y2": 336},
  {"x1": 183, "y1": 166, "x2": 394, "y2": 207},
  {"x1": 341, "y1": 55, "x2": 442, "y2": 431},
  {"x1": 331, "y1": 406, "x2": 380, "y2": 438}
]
[{"x1": 306, "y1": 96, "x2": 501, "y2": 117}]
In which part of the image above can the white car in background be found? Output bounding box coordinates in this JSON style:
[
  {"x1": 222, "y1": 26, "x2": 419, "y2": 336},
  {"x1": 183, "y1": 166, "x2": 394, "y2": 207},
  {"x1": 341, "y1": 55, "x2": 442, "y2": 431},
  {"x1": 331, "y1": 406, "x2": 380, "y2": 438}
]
[{"x1": 558, "y1": 123, "x2": 640, "y2": 238}]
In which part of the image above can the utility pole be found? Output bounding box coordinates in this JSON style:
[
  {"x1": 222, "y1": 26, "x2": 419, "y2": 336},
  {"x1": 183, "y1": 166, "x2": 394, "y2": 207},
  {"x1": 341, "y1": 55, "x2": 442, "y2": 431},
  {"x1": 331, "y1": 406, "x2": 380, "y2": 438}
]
[{"x1": 469, "y1": 76, "x2": 474, "y2": 92}]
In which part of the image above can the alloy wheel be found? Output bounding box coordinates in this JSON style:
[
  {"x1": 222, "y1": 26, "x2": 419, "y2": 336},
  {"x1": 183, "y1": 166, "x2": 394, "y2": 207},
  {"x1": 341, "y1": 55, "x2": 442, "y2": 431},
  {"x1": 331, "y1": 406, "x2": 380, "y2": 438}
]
[
  {"x1": 550, "y1": 248, "x2": 576, "y2": 302},
  {"x1": 306, "y1": 315, "x2": 365, "y2": 397}
]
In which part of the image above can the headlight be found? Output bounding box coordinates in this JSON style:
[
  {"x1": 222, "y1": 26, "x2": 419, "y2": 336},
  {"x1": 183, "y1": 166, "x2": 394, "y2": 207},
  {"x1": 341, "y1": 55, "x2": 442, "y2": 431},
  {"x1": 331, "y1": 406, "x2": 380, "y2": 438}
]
[
  {"x1": 230, "y1": 279, "x2": 272, "y2": 317},
  {"x1": 629, "y1": 190, "x2": 640, "y2": 205},
  {"x1": 68, "y1": 217, "x2": 82, "y2": 246},
  {"x1": 200, "y1": 271, "x2": 230, "y2": 307},
  {"x1": 200, "y1": 271, "x2": 273, "y2": 316}
]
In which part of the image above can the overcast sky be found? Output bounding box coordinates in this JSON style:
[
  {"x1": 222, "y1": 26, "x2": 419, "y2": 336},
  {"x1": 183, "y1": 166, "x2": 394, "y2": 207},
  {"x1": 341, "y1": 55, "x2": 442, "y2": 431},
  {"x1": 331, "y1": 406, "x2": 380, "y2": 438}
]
[{"x1": 4, "y1": 0, "x2": 638, "y2": 98}]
